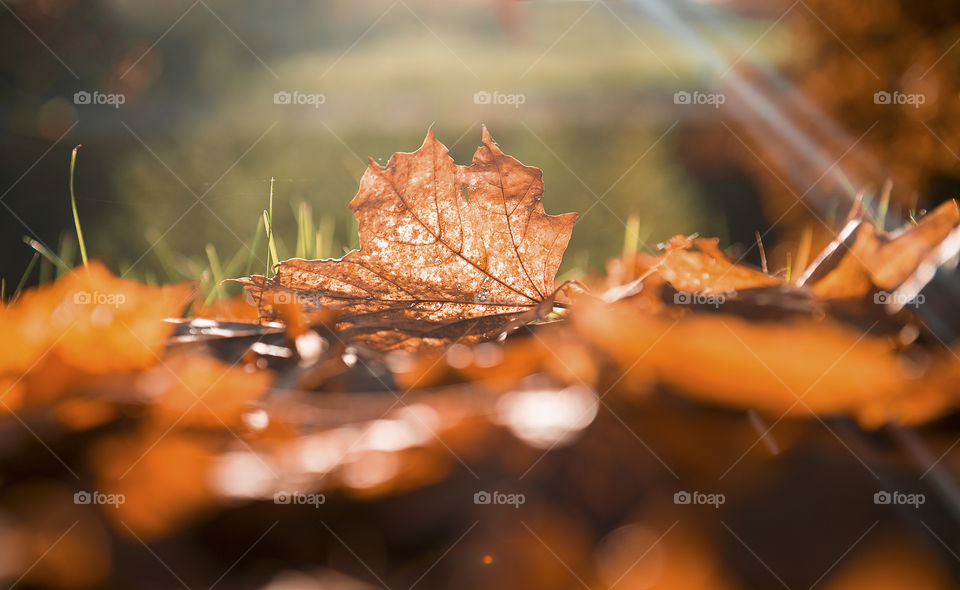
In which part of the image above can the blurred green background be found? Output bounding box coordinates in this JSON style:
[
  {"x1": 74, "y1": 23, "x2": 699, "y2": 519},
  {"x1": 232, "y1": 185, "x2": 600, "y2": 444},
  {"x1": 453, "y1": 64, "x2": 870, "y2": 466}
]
[{"x1": 0, "y1": 0, "x2": 788, "y2": 292}]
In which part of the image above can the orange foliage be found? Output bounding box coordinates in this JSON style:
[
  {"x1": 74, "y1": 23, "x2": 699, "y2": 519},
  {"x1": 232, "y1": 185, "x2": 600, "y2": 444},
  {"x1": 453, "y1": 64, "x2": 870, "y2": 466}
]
[
  {"x1": 144, "y1": 354, "x2": 273, "y2": 428},
  {"x1": 89, "y1": 430, "x2": 216, "y2": 540}
]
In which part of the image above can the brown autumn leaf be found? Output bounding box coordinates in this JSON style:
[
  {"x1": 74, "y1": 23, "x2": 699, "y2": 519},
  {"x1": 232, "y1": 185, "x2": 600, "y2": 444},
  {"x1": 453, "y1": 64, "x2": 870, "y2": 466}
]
[
  {"x1": 238, "y1": 126, "x2": 577, "y2": 350},
  {"x1": 0, "y1": 261, "x2": 194, "y2": 376},
  {"x1": 571, "y1": 297, "x2": 931, "y2": 427},
  {"x1": 601, "y1": 234, "x2": 782, "y2": 304},
  {"x1": 801, "y1": 199, "x2": 960, "y2": 300},
  {"x1": 655, "y1": 234, "x2": 782, "y2": 294},
  {"x1": 190, "y1": 294, "x2": 260, "y2": 323},
  {"x1": 89, "y1": 429, "x2": 216, "y2": 540},
  {"x1": 144, "y1": 354, "x2": 273, "y2": 429},
  {"x1": 0, "y1": 262, "x2": 195, "y2": 412}
]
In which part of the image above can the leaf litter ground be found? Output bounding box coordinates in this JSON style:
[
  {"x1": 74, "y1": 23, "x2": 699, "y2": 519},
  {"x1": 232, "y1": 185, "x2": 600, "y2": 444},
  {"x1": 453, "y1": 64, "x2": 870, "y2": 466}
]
[{"x1": 2, "y1": 128, "x2": 960, "y2": 589}]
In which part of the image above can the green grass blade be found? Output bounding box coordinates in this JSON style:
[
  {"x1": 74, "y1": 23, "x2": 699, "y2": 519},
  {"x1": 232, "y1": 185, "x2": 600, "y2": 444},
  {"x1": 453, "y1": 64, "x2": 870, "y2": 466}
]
[
  {"x1": 204, "y1": 243, "x2": 226, "y2": 304},
  {"x1": 145, "y1": 229, "x2": 185, "y2": 282},
  {"x1": 264, "y1": 177, "x2": 277, "y2": 276},
  {"x1": 294, "y1": 200, "x2": 314, "y2": 259},
  {"x1": 295, "y1": 201, "x2": 306, "y2": 259},
  {"x1": 317, "y1": 215, "x2": 335, "y2": 259},
  {"x1": 304, "y1": 203, "x2": 315, "y2": 259},
  {"x1": 877, "y1": 180, "x2": 892, "y2": 231},
  {"x1": 622, "y1": 213, "x2": 640, "y2": 257},
  {"x1": 263, "y1": 210, "x2": 279, "y2": 277},
  {"x1": 23, "y1": 236, "x2": 70, "y2": 275},
  {"x1": 269, "y1": 176, "x2": 275, "y2": 224},
  {"x1": 39, "y1": 258, "x2": 53, "y2": 285},
  {"x1": 245, "y1": 216, "x2": 264, "y2": 276},
  {"x1": 69, "y1": 145, "x2": 88, "y2": 267},
  {"x1": 13, "y1": 253, "x2": 41, "y2": 298},
  {"x1": 56, "y1": 235, "x2": 76, "y2": 278},
  {"x1": 348, "y1": 214, "x2": 359, "y2": 252},
  {"x1": 223, "y1": 246, "x2": 249, "y2": 281}
]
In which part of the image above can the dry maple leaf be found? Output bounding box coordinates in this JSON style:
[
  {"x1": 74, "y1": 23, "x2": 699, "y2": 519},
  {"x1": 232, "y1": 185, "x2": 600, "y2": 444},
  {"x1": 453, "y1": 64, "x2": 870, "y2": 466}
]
[
  {"x1": 800, "y1": 199, "x2": 960, "y2": 301},
  {"x1": 602, "y1": 234, "x2": 781, "y2": 304},
  {"x1": 655, "y1": 234, "x2": 782, "y2": 295},
  {"x1": 238, "y1": 126, "x2": 577, "y2": 350}
]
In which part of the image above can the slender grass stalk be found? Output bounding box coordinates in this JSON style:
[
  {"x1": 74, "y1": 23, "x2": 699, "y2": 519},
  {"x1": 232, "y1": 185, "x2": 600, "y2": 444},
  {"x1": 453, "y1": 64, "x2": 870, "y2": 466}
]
[
  {"x1": 146, "y1": 229, "x2": 185, "y2": 282},
  {"x1": 8, "y1": 252, "x2": 41, "y2": 302},
  {"x1": 183, "y1": 259, "x2": 206, "y2": 285},
  {"x1": 222, "y1": 246, "x2": 249, "y2": 280},
  {"x1": 39, "y1": 258, "x2": 53, "y2": 285},
  {"x1": 69, "y1": 145, "x2": 88, "y2": 267},
  {"x1": 265, "y1": 177, "x2": 277, "y2": 276},
  {"x1": 317, "y1": 215, "x2": 335, "y2": 259},
  {"x1": 57, "y1": 235, "x2": 75, "y2": 278},
  {"x1": 7, "y1": 251, "x2": 40, "y2": 302},
  {"x1": 622, "y1": 214, "x2": 640, "y2": 257},
  {"x1": 23, "y1": 236, "x2": 70, "y2": 274},
  {"x1": 348, "y1": 214, "x2": 359, "y2": 252},
  {"x1": 755, "y1": 231, "x2": 768, "y2": 275},
  {"x1": 263, "y1": 210, "x2": 279, "y2": 277},
  {"x1": 204, "y1": 243, "x2": 225, "y2": 304},
  {"x1": 245, "y1": 216, "x2": 265, "y2": 276},
  {"x1": 794, "y1": 226, "x2": 813, "y2": 282},
  {"x1": 877, "y1": 180, "x2": 892, "y2": 231},
  {"x1": 6, "y1": 251, "x2": 39, "y2": 301},
  {"x1": 304, "y1": 204, "x2": 315, "y2": 259},
  {"x1": 294, "y1": 201, "x2": 306, "y2": 259},
  {"x1": 294, "y1": 201, "x2": 315, "y2": 259}
]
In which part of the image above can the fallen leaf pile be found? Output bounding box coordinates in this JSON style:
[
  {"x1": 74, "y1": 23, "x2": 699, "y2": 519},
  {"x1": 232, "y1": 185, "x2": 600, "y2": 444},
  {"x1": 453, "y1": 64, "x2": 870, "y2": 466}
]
[{"x1": 2, "y1": 128, "x2": 960, "y2": 589}]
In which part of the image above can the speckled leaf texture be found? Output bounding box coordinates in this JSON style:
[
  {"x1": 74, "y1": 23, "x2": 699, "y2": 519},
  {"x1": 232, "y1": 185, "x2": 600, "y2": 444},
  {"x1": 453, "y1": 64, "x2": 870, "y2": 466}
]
[{"x1": 239, "y1": 126, "x2": 577, "y2": 351}]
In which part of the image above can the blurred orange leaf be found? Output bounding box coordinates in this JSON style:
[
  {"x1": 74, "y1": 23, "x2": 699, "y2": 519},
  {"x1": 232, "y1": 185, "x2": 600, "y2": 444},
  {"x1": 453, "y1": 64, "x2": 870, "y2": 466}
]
[
  {"x1": 0, "y1": 262, "x2": 193, "y2": 409},
  {"x1": 572, "y1": 298, "x2": 944, "y2": 426},
  {"x1": 89, "y1": 430, "x2": 216, "y2": 540},
  {"x1": 144, "y1": 354, "x2": 273, "y2": 429}
]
